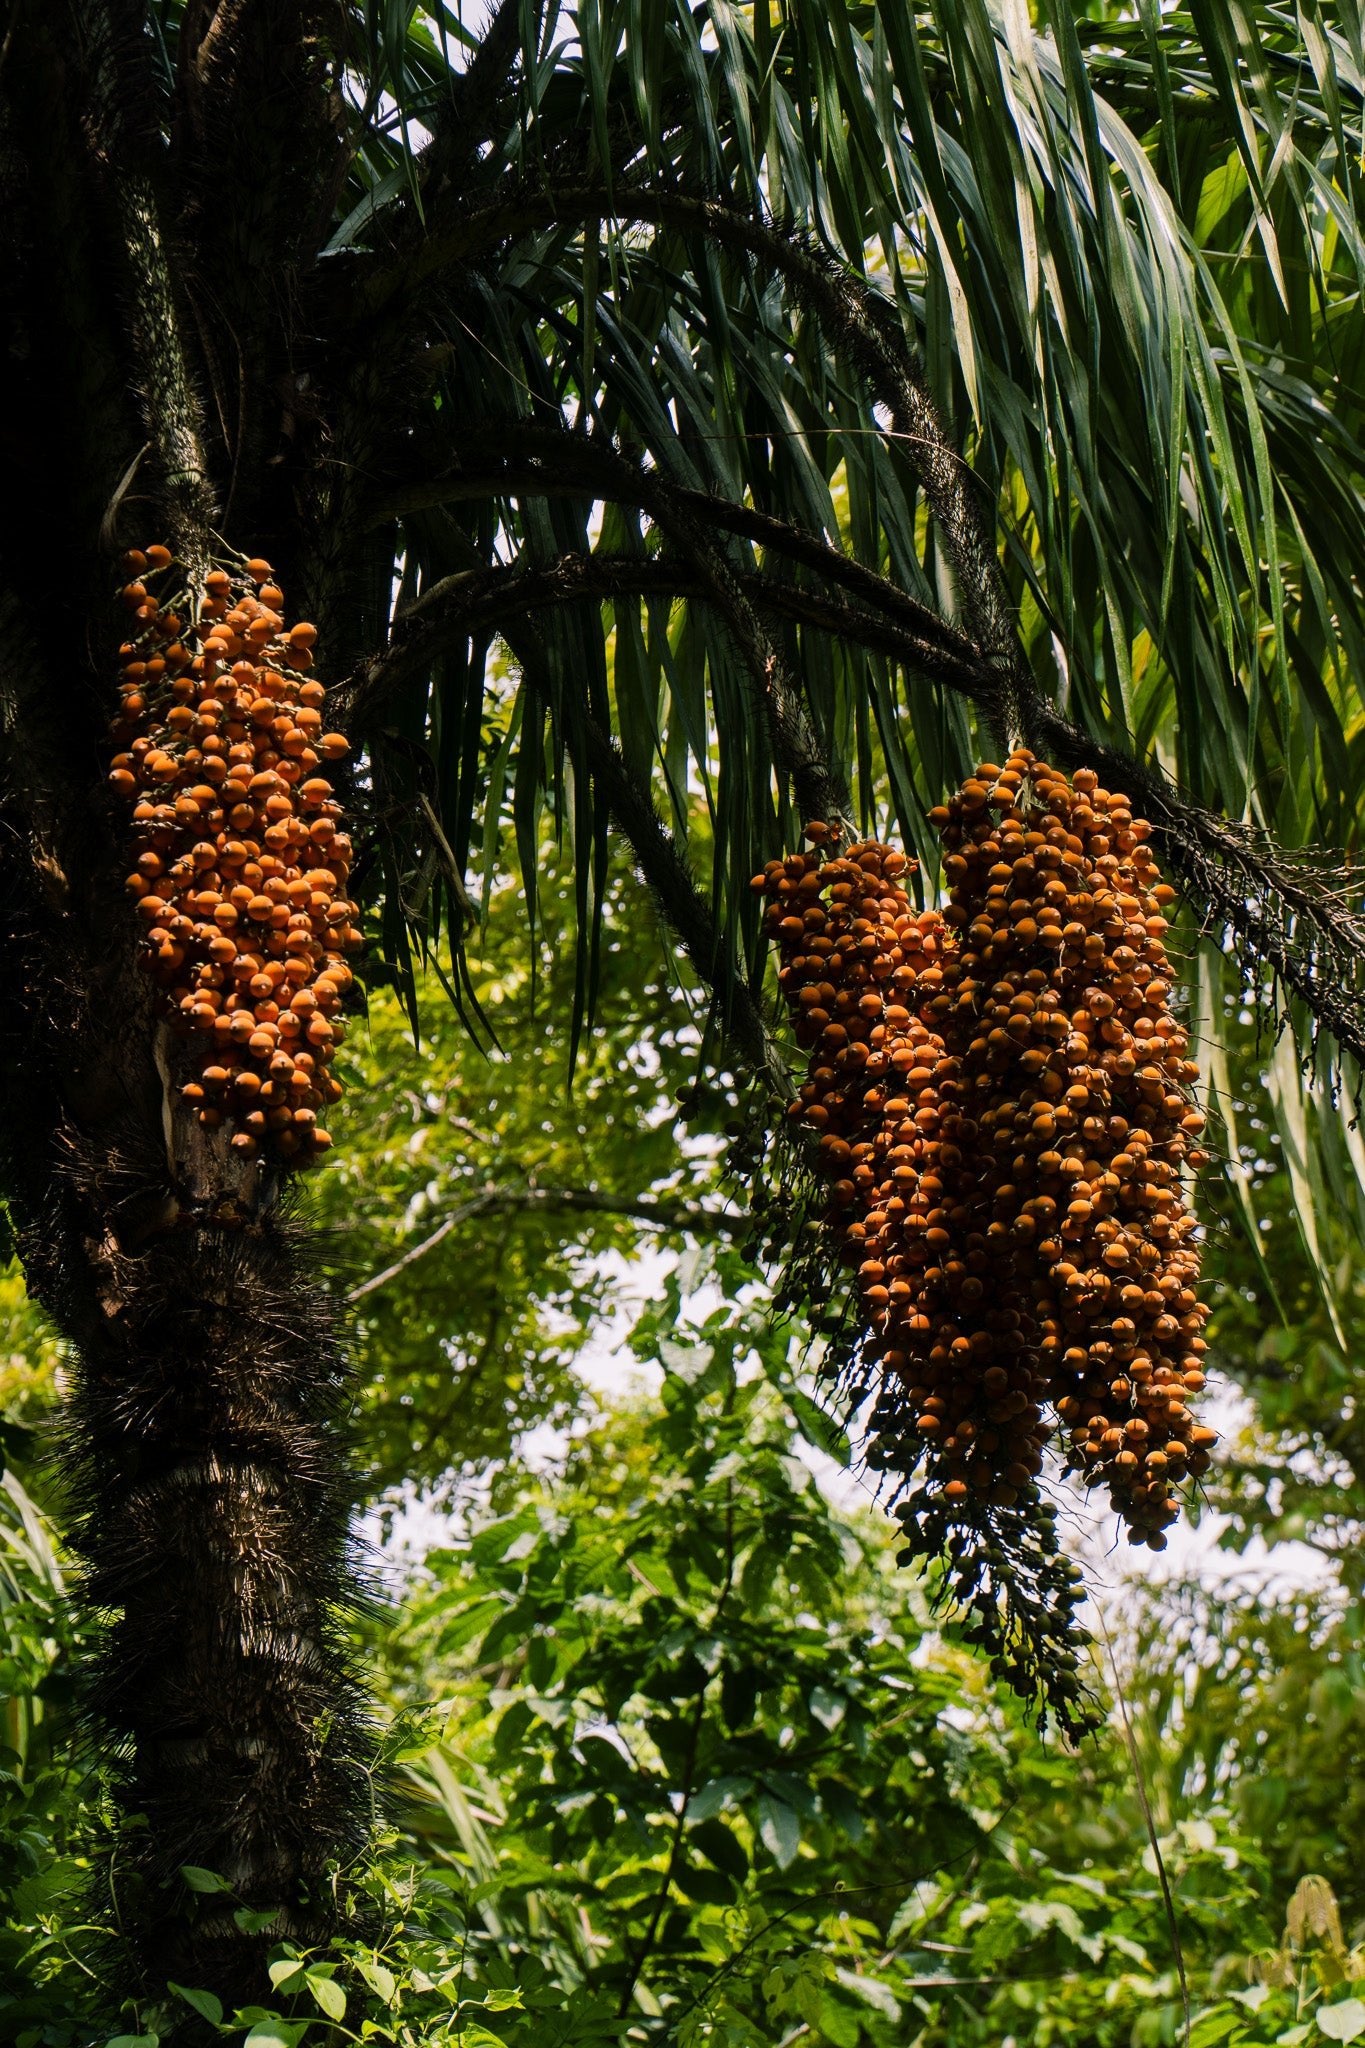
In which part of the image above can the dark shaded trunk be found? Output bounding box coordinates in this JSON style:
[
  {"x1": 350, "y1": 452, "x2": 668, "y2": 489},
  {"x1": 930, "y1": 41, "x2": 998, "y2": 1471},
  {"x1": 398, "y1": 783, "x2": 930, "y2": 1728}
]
[
  {"x1": 0, "y1": 1, "x2": 374, "y2": 2000},
  {"x1": 0, "y1": 606, "x2": 372, "y2": 1996}
]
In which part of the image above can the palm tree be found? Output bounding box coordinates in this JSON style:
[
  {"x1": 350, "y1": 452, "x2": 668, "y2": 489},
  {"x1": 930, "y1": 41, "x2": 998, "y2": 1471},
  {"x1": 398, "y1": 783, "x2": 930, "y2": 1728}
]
[{"x1": 2, "y1": 0, "x2": 1363, "y2": 2001}]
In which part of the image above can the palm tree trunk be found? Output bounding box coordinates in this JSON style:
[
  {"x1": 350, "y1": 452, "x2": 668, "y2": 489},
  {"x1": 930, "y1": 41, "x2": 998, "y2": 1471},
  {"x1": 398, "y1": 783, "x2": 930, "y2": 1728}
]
[
  {"x1": 0, "y1": 9, "x2": 373, "y2": 1989},
  {"x1": 0, "y1": 590, "x2": 371, "y2": 1993}
]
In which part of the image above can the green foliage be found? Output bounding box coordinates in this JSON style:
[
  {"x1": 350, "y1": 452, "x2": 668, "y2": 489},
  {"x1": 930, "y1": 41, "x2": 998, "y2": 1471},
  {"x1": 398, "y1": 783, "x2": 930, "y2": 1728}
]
[
  {"x1": 373, "y1": 1251, "x2": 1013, "y2": 2038},
  {"x1": 0, "y1": 1266, "x2": 63, "y2": 1453},
  {"x1": 1114, "y1": 1581, "x2": 1365, "y2": 1936},
  {"x1": 1197, "y1": 1025, "x2": 1365, "y2": 1586},
  {"x1": 0, "y1": 1473, "x2": 107, "y2": 2043},
  {"x1": 317, "y1": 853, "x2": 729, "y2": 1496},
  {"x1": 55, "y1": 1290, "x2": 1361, "y2": 2046},
  {"x1": 311, "y1": 0, "x2": 1365, "y2": 1050},
  {"x1": 0, "y1": 1233, "x2": 1360, "y2": 2045}
]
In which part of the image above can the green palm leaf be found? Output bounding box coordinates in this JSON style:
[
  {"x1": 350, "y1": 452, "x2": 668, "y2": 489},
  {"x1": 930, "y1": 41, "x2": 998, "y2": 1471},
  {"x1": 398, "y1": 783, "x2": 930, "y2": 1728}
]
[{"x1": 77, "y1": 0, "x2": 1365, "y2": 1274}]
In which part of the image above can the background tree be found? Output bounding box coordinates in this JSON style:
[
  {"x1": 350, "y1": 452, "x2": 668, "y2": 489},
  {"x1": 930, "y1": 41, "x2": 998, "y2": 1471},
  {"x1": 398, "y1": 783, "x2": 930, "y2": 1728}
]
[
  {"x1": 3, "y1": 0, "x2": 1365, "y2": 2008},
  {"x1": 4, "y1": 1021, "x2": 1365, "y2": 2043}
]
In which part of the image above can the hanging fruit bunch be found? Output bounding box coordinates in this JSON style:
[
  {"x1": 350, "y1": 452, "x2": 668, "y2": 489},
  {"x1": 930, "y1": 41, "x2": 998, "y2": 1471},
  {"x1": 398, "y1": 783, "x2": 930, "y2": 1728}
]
[
  {"x1": 931, "y1": 750, "x2": 1214, "y2": 1545},
  {"x1": 751, "y1": 752, "x2": 1212, "y2": 1726},
  {"x1": 108, "y1": 546, "x2": 361, "y2": 1167},
  {"x1": 756, "y1": 751, "x2": 1212, "y2": 1545},
  {"x1": 756, "y1": 831, "x2": 1055, "y2": 1512}
]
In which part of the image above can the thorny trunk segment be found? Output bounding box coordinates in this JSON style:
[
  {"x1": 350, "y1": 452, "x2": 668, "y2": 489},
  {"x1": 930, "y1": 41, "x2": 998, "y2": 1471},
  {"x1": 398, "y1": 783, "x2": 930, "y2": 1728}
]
[
  {"x1": 0, "y1": 605, "x2": 372, "y2": 1997},
  {"x1": 0, "y1": 0, "x2": 372, "y2": 2001}
]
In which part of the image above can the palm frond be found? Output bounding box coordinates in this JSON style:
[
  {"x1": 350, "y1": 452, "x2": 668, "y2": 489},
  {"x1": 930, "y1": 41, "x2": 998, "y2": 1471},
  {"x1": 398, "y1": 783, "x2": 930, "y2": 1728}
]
[{"x1": 127, "y1": 2, "x2": 1365, "y2": 1261}]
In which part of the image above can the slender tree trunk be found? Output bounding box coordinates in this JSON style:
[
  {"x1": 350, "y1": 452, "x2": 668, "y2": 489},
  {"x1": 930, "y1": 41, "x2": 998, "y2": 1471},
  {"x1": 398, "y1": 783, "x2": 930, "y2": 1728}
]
[
  {"x1": 0, "y1": 3, "x2": 373, "y2": 1998},
  {"x1": 0, "y1": 607, "x2": 371, "y2": 1996}
]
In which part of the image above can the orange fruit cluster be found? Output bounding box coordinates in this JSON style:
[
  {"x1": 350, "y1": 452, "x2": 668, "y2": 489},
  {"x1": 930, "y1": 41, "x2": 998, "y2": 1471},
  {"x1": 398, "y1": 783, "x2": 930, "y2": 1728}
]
[
  {"x1": 755, "y1": 752, "x2": 1213, "y2": 1550},
  {"x1": 758, "y1": 832, "x2": 1055, "y2": 1511},
  {"x1": 935, "y1": 751, "x2": 1213, "y2": 1540},
  {"x1": 108, "y1": 546, "x2": 361, "y2": 1166}
]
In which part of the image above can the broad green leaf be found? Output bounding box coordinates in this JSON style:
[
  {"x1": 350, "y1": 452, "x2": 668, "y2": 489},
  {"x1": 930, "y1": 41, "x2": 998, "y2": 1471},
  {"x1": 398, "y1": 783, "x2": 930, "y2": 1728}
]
[
  {"x1": 355, "y1": 1959, "x2": 397, "y2": 2005},
  {"x1": 168, "y1": 1984, "x2": 223, "y2": 2026},
  {"x1": 833, "y1": 1968, "x2": 901, "y2": 2021},
  {"x1": 756, "y1": 1792, "x2": 801, "y2": 1870},
  {"x1": 688, "y1": 1774, "x2": 753, "y2": 1821},
  {"x1": 234, "y1": 1907, "x2": 281, "y2": 1934},
  {"x1": 306, "y1": 1971, "x2": 347, "y2": 2022},
  {"x1": 481, "y1": 1988, "x2": 525, "y2": 2010}
]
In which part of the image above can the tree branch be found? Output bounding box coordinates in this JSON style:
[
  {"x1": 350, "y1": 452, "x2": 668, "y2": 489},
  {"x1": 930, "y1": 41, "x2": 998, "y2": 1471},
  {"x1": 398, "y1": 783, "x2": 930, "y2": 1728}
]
[
  {"x1": 352, "y1": 181, "x2": 1022, "y2": 696},
  {"x1": 418, "y1": 0, "x2": 546, "y2": 195},
  {"x1": 541, "y1": 435, "x2": 852, "y2": 827},
  {"x1": 323, "y1": 0, "x2": 549, "y2": 348},
  {"x1": 357, "y1": 189, "x2": 1365, "y2": 1067},
  {"x1": 433, "y1": 424, "x2": 988, "y2": 814},
  {"x1": 350, "y1": 495, "x2": 789, "y2": 1095},
  {"x1": 345, "y1": 554, "x2": 688, "y2": 721},
  {"x1": 1024, "y1": 701, "x2": 1365, "y2": 1075},
  {"x1": 347, "y1": 1183, "x2": 745, "y2": 1305},
  {"x1": 743, "y1": 579, "x2": 991, "y2": 700},
  {"x1": 352, "y1": 540, "x2": 1365, "y2": 1080},
  {"x1": 362, "y1": 423, "x2": 979, "y2": 671},
  {"x1": 346, "y1": 551, "x2": 988, "y2": 733},
  {"x1": 349, "y1": 185, "x2": 1016, "y2": 815},
  {"x1": 502, "y1": 606, "x2": 789, "y2": 1093}
]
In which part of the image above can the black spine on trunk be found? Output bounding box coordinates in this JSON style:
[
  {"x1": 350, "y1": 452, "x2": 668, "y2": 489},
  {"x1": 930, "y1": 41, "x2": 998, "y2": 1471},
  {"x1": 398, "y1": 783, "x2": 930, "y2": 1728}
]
[
  {"x1": 0, "y1": 0, "x2": 378, "y2": 1997},
  {"x1": 0, "y1": 626, "x2": 375, "y2": 2000},
  {"x1": 55, "y1": 1137, "x2": 373, "y2": 1981}
]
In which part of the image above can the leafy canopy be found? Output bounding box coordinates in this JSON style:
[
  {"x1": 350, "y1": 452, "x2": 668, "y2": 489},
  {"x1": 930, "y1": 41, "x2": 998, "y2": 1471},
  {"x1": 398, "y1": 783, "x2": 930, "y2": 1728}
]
[{"x1": 302, "y1": 0, "x2": 1365, "y2": 973}]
